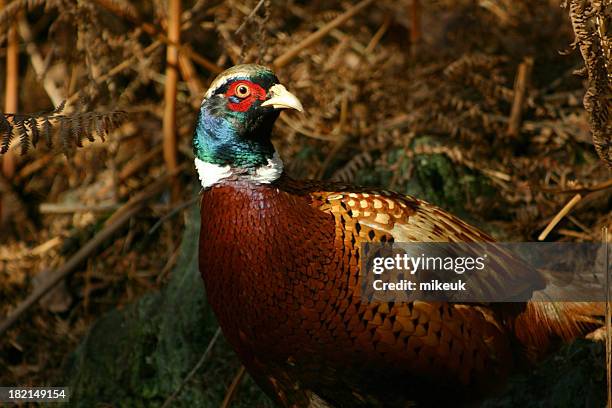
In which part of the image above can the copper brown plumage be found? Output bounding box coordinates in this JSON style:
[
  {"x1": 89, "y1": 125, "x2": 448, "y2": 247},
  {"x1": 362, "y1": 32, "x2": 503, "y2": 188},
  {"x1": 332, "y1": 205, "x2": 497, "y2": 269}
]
[{"x1": 194, "y1": 65, "x2": 602, "y2": 407}]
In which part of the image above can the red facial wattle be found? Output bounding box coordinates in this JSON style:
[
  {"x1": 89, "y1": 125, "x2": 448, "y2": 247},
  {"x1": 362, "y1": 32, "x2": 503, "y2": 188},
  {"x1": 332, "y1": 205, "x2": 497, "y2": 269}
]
[{"x1": 226, "y1": 81, "x2": 267, "y2": 112}]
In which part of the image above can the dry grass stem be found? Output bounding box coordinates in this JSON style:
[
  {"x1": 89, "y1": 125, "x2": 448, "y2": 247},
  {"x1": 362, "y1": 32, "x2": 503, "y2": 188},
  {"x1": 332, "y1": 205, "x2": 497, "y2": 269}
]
[
  {"x1": 507, "y1": 57, "x2": 533, "y2": 138},
  {"x1": 161, "y1": 327, "x2": 223, "y2": 408},
  {"x1": 538, "y1": 193, "x2": 583, "y2": 241},
  {"x1": 220, "y1": 365, "x2": 247, "y2": 408}
]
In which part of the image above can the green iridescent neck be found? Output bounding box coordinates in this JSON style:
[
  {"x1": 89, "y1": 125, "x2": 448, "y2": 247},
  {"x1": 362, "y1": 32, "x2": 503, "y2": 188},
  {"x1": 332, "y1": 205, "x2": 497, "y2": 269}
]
[{"x1": 193, "y1": 99, "x2": 278, "y2": 169}]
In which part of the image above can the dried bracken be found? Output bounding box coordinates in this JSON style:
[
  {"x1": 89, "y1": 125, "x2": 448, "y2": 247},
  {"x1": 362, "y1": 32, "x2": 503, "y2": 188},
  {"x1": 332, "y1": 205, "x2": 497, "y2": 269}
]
[
  {"x1": 0, "y1": 0, "x2": 609, "y2": 405},
  {"x1": 566, "y1": 0, "x2": 612, "y2": 167},
  {"x1": 0, "y1": 102, "x2": 127, "y2": 155}
]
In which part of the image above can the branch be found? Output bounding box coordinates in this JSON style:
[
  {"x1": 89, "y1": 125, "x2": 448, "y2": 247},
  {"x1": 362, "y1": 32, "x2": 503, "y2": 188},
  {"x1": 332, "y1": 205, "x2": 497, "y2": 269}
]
[
  {"x1": 2, "y1": 2, "x2": 18, "y2": 178},
  {"x1": 163, "y1": 0, "x2": 180, "y2": 201}
]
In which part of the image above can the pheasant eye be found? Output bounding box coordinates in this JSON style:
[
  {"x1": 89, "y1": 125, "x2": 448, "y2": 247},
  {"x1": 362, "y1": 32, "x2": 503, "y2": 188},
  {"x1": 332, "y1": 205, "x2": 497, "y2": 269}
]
[{"x1": 235, "y1": 84, "x2": 251, "y2": 98}]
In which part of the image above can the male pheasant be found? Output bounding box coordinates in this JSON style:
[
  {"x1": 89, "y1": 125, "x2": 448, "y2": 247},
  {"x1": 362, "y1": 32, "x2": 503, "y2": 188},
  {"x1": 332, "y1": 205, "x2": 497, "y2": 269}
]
[{"x1": 195, "y1": 64, "x2": 602, "y2": 407}]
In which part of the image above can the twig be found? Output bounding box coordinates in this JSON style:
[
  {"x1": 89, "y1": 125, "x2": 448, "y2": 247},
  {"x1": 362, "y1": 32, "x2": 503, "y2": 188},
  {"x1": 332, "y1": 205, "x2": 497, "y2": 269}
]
[
  {"x1": 181, "y1": 0, "x2": 207, "y2": 29},
  {"x1": 278, "y1": 114, "x2": 339, "y2": 141},
  {"x1": 538, "y1": 193, "x2": 583, "y2": 240},
  {"x1": 273, "y1": 0, "x2": 375, "y2": 69},
  {"x1": 105, "y1": 167, "x2": 183, "y2": 226},
  {"x1": 323, "y1": 36, "x2": 350, "y2": 71},
  {"x1": 14, "y1": 153, "x2": 54, "y2": 182},
  {"x1": 31, "y1": 237, "x2": 62, "y2": 256},
  {"x1": 17, "y1": 17, "x2": 64, "y2": 106},
  {"x1": 557, "y1": 228, "x2": 593, "y2": 240},
  {"x1": 173, "y1": 39, "x2": 224, "y2": 75},
  {"x1": 39, "y1": 203, "x2": 120, "y2": 214},
  {"x1": 0, "y1": 236, "x2": 60, "y2": 262},
  {"x1": 96, "y1": 41, "x2": 160, "y2": 81},
  {"x1": 284, "y1": 3, "x2": 372, "y2": 59},
  {"x1": 163, "y1": 0, "x2": 181, "y2": 201},
  {"x1": 148, "y1": 195, "x2": 199, "y2": 235},
  {"x1": 161, "y1": 327, "x2": 222, "y2": 408},
  {"x1": 540, "y1": 178, "x2": 612, "y2": 195},
  {"x1": 178, "y1": 53, "x2": 205, "y2": 106},
  {"x1": 118, "y1": 144, "x2": 163, "y2": 181},
  {"x1": 235, "y1": 0, "x2": 265, "y2": 35},
  {"x1": 507, "y1": 57, "x2": 533, "y2": 138},
  {"x1": 365, "y1": 14, "x2": 391, "y2": 55},
  {"x1": 220, "y1": 365, "x2": 247, "y2": 408},
  {"x1": 479, "y1": 0, "x2": 513, "y2": 26},
  {"x1": 317, "y1": 93, "x2": 349, "y2": 179},
  {"x1": 156, "y1": 243, "x2": 181, "y2": 284}
]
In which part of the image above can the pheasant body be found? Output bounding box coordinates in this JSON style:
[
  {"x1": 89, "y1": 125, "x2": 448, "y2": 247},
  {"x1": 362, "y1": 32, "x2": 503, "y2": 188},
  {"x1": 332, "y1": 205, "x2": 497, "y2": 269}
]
[
  {"x1": 199, "y1": 178, "x2": 524, "y2": 406},
  {"x1": 194, "y1": 65, "x2": 602, "y2": 407}
]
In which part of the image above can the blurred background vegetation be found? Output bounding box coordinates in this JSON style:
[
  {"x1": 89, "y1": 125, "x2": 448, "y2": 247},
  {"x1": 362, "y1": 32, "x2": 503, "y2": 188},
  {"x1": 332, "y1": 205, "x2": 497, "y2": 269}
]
[{"x1": 0, "y1": 0, "x2": 610, "y2": 406}]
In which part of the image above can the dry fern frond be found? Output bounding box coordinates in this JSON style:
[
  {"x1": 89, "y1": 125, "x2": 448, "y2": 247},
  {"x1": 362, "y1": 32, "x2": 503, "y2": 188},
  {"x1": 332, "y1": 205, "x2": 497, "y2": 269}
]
[
  {"x1": 0, "y1": 102, "x2": 127, "y2": 156},
  {"x1": 331, "y1": 151, "x2": 373, "y2": 182},
  {"x1": 444, "y1": 54, "x2": 513, "y2": 102},
  {"x1": 0, "y1": 114, "x2": 14, "y2": 154},
  {"x1": 567, "y1": 0, "x2": 612, "y2": 167}
]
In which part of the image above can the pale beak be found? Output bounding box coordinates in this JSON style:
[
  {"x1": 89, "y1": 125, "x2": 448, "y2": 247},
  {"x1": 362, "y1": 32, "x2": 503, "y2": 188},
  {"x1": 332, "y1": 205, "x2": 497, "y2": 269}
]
[{"x1": 261, "y1": 84, "x2": 304, "y2": 112}]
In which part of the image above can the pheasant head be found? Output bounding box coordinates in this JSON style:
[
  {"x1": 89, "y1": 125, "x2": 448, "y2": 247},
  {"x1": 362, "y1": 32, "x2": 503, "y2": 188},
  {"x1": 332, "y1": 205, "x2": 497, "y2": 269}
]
[{"x1": 193, "y1": 64, "x2": 303, "y2": 188}]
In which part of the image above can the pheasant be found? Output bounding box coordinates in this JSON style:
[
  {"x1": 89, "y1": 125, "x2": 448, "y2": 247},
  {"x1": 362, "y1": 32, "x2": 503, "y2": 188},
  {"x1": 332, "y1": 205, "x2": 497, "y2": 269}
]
[{"x1": 195, "y1": 64, "x2": 602, "y2": 407}]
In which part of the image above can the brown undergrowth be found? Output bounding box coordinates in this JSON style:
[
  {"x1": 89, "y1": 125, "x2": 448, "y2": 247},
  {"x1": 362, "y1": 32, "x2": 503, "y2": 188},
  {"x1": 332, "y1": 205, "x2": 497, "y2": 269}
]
[{"x1": 0, "y1": 0, "x2": 610, "y2": 404}]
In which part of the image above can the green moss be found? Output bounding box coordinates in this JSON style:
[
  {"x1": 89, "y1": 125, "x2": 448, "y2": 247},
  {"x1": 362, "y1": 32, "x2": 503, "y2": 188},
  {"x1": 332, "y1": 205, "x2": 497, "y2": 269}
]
[
  {"x1": 482, "y1": 339, "x2": 606, "y2": 408},
  {"x1": 354, "y1": 137, "x2": 496, "y2": 218}
]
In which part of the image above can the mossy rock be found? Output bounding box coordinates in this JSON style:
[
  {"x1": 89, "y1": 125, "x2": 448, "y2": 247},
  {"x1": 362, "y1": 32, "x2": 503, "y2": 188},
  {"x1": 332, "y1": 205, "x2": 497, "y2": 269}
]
[
  {"x1": 353, "y1": 137, "x2": 496, "y2": 220},
  {"x1": 482, "y1": 339, "x2": 606, "y2": 408}
]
